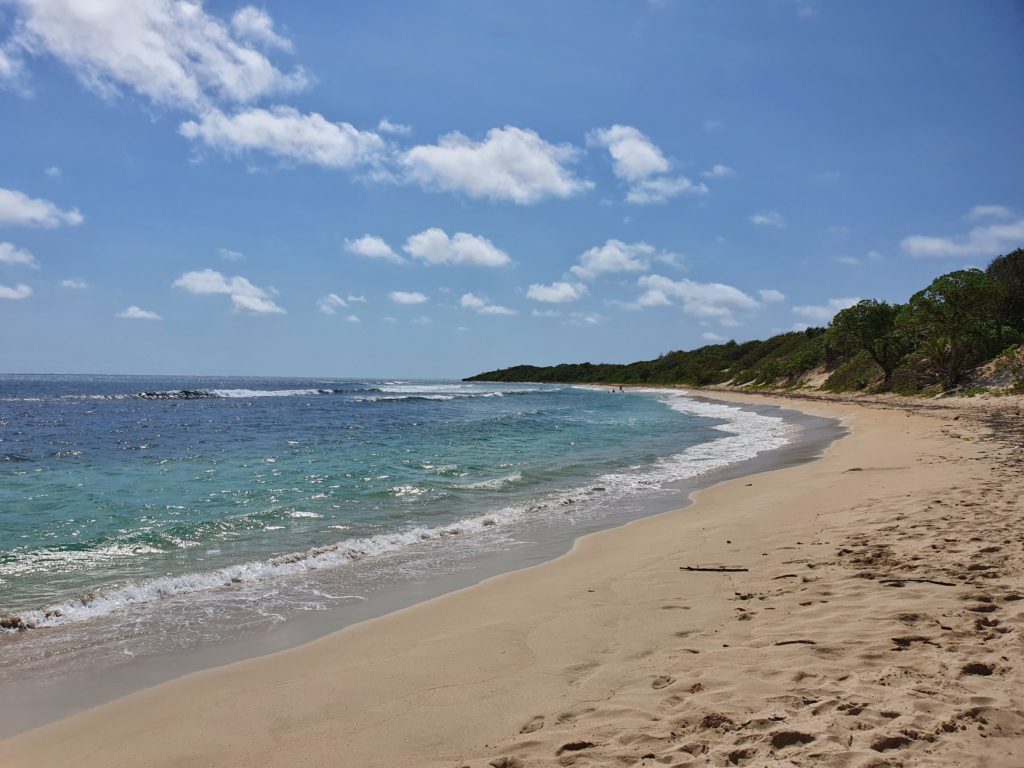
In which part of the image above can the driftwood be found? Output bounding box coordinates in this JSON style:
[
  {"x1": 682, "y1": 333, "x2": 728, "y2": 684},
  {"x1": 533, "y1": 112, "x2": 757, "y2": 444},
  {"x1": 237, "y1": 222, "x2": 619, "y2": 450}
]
[
  {"x1": 680, "y1": 566, "x2": 749, "y2": 573},
  {"x1": 775, "y1": 639, "x2": 817, "y2": 646},
  {"x1": 880, "y1": 577, "x2": 955, "y2": 587}
]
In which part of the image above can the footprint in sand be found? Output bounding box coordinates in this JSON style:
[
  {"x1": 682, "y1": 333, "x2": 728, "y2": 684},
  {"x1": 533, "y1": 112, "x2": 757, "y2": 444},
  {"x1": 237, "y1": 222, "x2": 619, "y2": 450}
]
[
  {"x1": 651, "y1": 674, "x2": 674, "y2": 689},
  {"x1": 519, "y1": 716, "x2": 544, "y2": 734}
]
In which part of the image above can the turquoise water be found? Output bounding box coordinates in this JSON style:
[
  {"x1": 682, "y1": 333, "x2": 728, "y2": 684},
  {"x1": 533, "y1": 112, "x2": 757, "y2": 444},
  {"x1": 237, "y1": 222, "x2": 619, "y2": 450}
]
[{"x1": 0, "y1": 375, "x2": 792, "y2": 668}]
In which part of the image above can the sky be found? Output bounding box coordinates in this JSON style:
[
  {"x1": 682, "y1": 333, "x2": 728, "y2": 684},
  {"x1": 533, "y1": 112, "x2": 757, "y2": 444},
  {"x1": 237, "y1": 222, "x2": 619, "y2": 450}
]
[{"x1": 1, "y1": 0, "x2": 1022, "y2": 378}]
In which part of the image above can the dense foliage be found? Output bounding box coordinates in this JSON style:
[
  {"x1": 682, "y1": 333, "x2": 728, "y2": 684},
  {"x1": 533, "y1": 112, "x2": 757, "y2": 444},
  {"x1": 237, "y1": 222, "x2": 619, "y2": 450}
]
[{"x1": 467, "y1": 249, "x2": 1024, "y2": 393}]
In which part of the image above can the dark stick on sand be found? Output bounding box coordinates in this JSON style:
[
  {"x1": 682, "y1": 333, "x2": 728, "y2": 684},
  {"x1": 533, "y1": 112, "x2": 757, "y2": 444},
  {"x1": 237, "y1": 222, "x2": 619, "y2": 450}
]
[{"x1": 680, "y1": 566, "x2": 750, "y2": 573}]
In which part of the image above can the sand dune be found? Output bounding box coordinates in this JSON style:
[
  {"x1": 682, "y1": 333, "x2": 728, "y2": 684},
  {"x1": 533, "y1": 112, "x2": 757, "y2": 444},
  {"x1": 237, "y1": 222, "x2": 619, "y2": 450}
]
[{"x1": 3, "y1": 391, "x2": 1021, "y2": 767}]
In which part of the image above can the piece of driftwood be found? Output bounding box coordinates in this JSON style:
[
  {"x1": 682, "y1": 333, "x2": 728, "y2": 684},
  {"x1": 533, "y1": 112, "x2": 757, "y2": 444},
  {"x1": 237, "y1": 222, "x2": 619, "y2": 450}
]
[
  {"x1": 880, "y1": 577, "x2": 955, "y2": 587},
  {"x1": 680, "y1": 566, "x2": 749, "y2": 573},
  {"x1": 775, "y1": 639, "x2": 817, "y2": 646}
]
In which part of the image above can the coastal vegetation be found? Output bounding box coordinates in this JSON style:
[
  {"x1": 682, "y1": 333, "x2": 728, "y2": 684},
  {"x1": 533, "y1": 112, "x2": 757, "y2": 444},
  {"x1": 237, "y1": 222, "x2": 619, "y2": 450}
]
[{"x1": 467, "y1": 249, "x2": 1024, "y2": 394}]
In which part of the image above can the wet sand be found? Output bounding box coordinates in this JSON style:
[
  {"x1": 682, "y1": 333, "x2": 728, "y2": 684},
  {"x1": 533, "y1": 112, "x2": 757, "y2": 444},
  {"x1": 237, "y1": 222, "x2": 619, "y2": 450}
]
[{"x1": 2, "y1": 390, "x2": 1022, "y2": 767}]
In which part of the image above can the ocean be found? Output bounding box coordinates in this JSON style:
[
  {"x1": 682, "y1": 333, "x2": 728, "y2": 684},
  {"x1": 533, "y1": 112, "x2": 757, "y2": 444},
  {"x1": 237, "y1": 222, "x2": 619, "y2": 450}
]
[{"x1": 0, "y1": 375, "x2": 808, "y2": 728}]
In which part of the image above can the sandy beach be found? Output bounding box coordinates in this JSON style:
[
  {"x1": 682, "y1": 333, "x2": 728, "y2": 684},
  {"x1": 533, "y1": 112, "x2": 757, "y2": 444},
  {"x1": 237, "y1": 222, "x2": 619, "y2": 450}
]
[{"x1": 3, "y1": 390, "x2": 1022, "y2": 767}]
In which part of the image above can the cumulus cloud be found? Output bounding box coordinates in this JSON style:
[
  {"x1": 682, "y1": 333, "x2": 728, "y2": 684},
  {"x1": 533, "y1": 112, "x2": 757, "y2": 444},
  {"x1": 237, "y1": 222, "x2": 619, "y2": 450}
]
[
  {"x1": 43, "y1": 165, "x2": 61, "y2": 178},
  {"x1": 751, "y1": 211, "x2": 785, "y2": 228},
  {"x1": 61, "y1": 278, "x2": 87, "y2": 289},
  {"x1": 526, "y1": 281, "x2": 587, "y2": 303},
  {"x1": 701, "y1": 164, "x2": 735, "y2": 179},
  {"x1": 317, "y1": 293, "x2": 347, "y2": 315},
  {"x1": 116, "y1": 305, "x2": 161, "y2": 320},
  {"x1": 459, "y1": 292, "x2": 517, "y2": 316},
  {"x1": 230, "y1": 6, "x2": 294, "y2": 52},
  {"x1": 792, "y1": 297, "x2": 860, "y2": 324},
  {"x1": 399, "y1": 126, "x2": 592, "y2": 204},
  {"x1": 625, "y1": 176, "x2": 708, "y2": 205},
  {"x1": 403, "y1": 228, "x2": 510, "y2": 267},
  {"x1": 901, "y1": 212, "x2": 1024, "y2": 259},
  {"x1": 0, "y1": 242, "x2": 38, "y2": 268},
  {"x1": 0, "y1": 186, "x2": 82, "y2": 227},
  {"x1": 0, "y1": 282, "x2": 32, "y2": 300},
  {"x1": 180, "y1": 107, "x2": 385, "y2": 168},
  {"x1": 634, "y1": 274, "x2": 761, "y2": 326},
  {"x1": 377, "y1": 118, "x2": 411, "y2": 136},
  {"x1": 345, "y1": 234, "x2": 404, "y2": 264},
  {"x1": 759, "y1": 288, "x2": 786, "y2": 304},
  {"x1": 570, "y1": 239, "x2": 675, "y2": 280},
  {"x1": 172, "y1": 268, "x2": 284, "y2": 314},
  {"x1": 702, "y1": 331, "x2": 726, "y2": 342},
  {"x1": 389, "y1": 290, "x2": 428, "y2": 305},
  {"x1": 588, "y1": 124, "x2": 706, "y2": 204},
  {"x1": 7, "y1": 0, "x2": 307, "y2": 110}
]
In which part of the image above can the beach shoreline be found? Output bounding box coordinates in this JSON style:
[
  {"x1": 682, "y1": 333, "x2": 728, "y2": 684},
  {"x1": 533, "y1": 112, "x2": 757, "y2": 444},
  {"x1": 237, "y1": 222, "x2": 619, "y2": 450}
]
[
  {"x1": 2, "y1": 389, "x2": 1021, "y2": 767},
  {"x1": 0, "y1": 390, "x2": 840, "y2": 739}
]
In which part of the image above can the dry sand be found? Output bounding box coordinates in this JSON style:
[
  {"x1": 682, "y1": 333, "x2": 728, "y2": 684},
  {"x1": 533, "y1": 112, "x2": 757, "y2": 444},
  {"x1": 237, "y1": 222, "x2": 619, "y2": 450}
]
[{"x1": 2, "y1": 391, "x2": 1022, "y2": 767}]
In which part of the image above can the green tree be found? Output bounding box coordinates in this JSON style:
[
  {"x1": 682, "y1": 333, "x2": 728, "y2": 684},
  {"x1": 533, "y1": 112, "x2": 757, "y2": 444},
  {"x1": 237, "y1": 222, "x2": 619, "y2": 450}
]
[
  {"x1": 986, "y1": 247, "x2": 1024, "y2": 332},
  {"x1": 898, "y1": 269, "x2": 1006, "y2": 388},
  {"x1": 828, "y1": 300, "x2": 911, "y2": 385}
]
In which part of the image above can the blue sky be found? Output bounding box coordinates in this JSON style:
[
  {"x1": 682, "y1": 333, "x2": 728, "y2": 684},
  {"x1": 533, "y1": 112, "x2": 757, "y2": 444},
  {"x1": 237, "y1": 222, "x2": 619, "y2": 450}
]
[{"x1": 1, "y1": 0, "x2": 1022, "y2": 377}]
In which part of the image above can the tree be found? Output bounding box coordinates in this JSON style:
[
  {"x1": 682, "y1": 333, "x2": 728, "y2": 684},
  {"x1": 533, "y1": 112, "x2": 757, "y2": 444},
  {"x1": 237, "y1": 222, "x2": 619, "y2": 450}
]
[
  {"x1": 986, "y1": 248, "x2": 1024, "y2": 332},
  {"x1": 898, "y1": 269, "x2": 1006, "y2": 388},
  {"x1": 828, "y1": 300, "x2": 910, "y2": 385}
]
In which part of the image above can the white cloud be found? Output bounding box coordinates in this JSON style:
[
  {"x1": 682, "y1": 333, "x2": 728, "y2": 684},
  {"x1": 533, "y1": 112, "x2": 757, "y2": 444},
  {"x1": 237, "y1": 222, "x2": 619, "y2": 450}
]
[
  {"x1": 588, "y1": 124, "x2": 706, "y2": 204},
  {"x1": 901, "y1": 216, "x2": 1024, "y2": 259},
  {"x1": 0, "y1": 186, "x2": 82, "y2": 227},
  {"x1": 180, "y1": 107, "x2": 385, "y2": 169},
  {"x1": 0, "y1": 282, "x2": 32, "y2": 300},
  {"x1": 399, "y1": 126, "x2": 591, "y2": 204},
  {"x1": 172, "y1": 268, "x2": 284, "y2": 314},
  {"x1": 347, "y1": 294, "x2": 367, "y2": 303},
  {"x1": 625, "y1": 175, "x2": 707, "y2": 204},
  {"x1": 759, "y1": 288, "x2": 786, "y2": 304},
  {"x1": 701, "y1": 164, "x2": 735, "y2": 179},
  {"x1": 459, "y1": 292, "x2": 517, "y2": 316},
  {"x1": 588, "y1": 125, "x2": 669, "y2": 182},
  {"x1": 967, "y1": 204, "x2": 1013, "y2": 221},
  {"x1": 412, "y1": 315, "x2": 432, "y2": 325},
  {"x1": 703, "y1": 119, "x2": 724, "y2": 132},
  {"x1": 751, "y1": 211, "x2": 785, "y2": 228},
  {"x1": 317, "y1": 293, "x2": 347, "y2": 315},
  {"x1": 403, "y1": 228, "x2": 510, "y2": 267},
  {"x1": 230, "y1": 6, "x2": 293, "y2": 52},
  {"x1": 0, "y1": 45, "x2": 25, "y2": 86},
  {"x1": 377, "y1": 118, "x2": 411, "y2": 136},
  {"x1": 43, "y1": 165, "x2": 61, "y2": 178},
  {"x1": 532, "y1": 308, "x2": 562, "y2": 318},
  {"x1": 702, "y1": 332, "x2": 726, "y2": 342},
  {"x1": 0, "y1": 242, "x2": 38, "y2": 268},
  {"x1": 61, "y1": 278, "x2": 87, "y2": 289},
  {"x1": 218, "y1": 247, "x2": 245, "y2": 262},
  {"x1": 634, "y1": 274, "x2": 761, "y2": 326},
  {"x1": 8, "y1": 0, "x2": 307, "y2": 110},
  {"x1": 867, "y1": 250, "x2": 885, "y2": 262},
  {"x1": 345, "y1": 314, "x2": 360, "y2": 323},
  {"x1": 345, "y1": 234, "x2": 404, "y2": 264},
  {"x1": 792, "y1": 297, "x2": 860, "y2": 324},
  {"x1": 116, "y1": 305, "x2": 160, "y2": 320},
  {"x1": 568, "y1": 311, "x2": 605, "y2": 326},
  {"x1": 526, "y1": 281, "x2": 587, "y2": 303},
  {"x1": 389, "y1": 290, "x2": 428, "y2": 305},
  {"x1": 570, "y1": 239, "x2": 673, "y2": 280}
]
